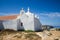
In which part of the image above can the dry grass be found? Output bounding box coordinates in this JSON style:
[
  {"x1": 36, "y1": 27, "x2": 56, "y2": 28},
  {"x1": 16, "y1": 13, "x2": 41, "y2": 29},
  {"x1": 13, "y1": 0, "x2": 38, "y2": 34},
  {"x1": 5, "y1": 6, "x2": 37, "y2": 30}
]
[
  {"x1": 0, "y1": 29, "x2": 60, "y2": 40},
  {"x1": 36, "y1": 30, "x2": 60, "y2": 40},
  {"x1": 0, "y1": 29, "x2": 41, "y2": 40}
]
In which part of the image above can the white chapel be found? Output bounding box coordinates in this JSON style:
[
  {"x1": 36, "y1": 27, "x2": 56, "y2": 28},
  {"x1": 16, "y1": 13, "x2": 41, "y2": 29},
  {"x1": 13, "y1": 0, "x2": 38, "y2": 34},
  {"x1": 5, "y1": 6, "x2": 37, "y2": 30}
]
[{"x1": 0, "y1": 8, "x2": 42, "y2": 31}]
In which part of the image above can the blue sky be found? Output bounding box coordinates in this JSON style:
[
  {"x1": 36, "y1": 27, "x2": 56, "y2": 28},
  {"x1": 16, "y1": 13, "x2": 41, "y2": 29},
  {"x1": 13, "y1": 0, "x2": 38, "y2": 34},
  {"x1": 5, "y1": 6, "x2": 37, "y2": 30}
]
[{"x1": 0, "y1": 0, "x2": 60, "y2": 27}]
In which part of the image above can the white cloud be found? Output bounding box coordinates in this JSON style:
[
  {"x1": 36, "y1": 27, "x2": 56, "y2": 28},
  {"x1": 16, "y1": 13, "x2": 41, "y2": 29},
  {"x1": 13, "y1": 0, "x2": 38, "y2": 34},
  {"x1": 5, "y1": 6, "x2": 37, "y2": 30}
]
[
  {"x1": 36, "y1": 12, "x2": 60, "y2": 18},
  {"x1": 0, "y1": 12, "x2": 60, "y2": 18}
]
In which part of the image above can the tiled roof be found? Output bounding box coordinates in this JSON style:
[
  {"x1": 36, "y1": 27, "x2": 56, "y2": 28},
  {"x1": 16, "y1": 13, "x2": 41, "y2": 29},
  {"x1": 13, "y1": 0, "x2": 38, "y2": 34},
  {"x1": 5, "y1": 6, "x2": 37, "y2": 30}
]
[{"x1": 0, "y1": 15, "x2": 18, "y2": 20}]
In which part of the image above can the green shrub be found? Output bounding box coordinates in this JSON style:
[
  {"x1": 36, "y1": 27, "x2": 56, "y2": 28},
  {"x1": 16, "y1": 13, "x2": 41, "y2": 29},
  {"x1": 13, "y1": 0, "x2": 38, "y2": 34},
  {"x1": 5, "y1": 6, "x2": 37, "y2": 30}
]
[
  {"x1": 56, "y1": 28, "x2": 60, "y2": 31},
  {"x1": 24, "y1": 30, "x2": 34, "y2": 32}
]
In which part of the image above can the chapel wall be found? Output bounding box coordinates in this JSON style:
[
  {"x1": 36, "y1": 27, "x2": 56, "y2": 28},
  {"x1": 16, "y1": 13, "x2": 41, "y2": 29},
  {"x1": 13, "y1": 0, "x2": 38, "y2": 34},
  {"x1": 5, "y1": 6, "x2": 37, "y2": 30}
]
[
  {"x1": 2, "y1": 20, "x2": 17, "y2": 30},
  {"x1": 0, "y1": 20, "x2": 4, "y2": 30},
  {"x1": 34, "y1": 17, "x2": 42, "y2": 31}
]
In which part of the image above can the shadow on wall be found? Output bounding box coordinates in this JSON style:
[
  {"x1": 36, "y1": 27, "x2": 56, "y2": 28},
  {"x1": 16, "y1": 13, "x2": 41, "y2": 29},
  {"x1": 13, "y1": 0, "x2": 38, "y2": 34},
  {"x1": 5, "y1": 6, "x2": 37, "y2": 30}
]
[
  {"x1": 34, "y1": 18, "x2": 42, "y2": 32},
  {"x1": 17, "y1": 19, "x2": 24, "y2": 31},
  {"x1": 0, "y1": 20, "x2": 4, "y2": 31}
]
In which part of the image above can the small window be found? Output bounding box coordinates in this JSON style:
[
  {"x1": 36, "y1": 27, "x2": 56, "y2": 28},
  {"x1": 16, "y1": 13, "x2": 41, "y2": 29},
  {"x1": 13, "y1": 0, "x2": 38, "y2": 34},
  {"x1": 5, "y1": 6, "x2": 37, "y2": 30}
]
[{"x1": 21, "y1": 23, "x2": 23, "y2": 26}]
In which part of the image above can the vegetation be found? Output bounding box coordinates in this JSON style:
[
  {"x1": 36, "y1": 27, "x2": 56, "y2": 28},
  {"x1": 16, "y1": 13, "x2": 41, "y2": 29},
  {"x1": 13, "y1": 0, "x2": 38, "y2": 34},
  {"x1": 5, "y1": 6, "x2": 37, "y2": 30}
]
[
  {"x1": 24, "y1": 30, "x2": 34, "y2": 32},
  {"x1": 0, "y1": 29, "x2": 41, "y2": 40},
  {"x1": 56, "y1": 28, "x2": 60, "y2": 31}
]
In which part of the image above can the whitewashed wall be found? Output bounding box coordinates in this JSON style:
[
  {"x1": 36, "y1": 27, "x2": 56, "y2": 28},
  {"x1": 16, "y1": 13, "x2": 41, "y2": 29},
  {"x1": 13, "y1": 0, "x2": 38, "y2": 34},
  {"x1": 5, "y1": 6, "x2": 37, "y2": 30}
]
[
  {"x1": 20, "y1": 13, "x2": 42, "y2": 31},
  {"x1": 0, "y1": 20, "x2": 4, "y2": 30},
  {"x1": 0, "y1": 14, "x2": 42, "y2": 31},
  {"x1": 17, "y1": 19, "x2": 24, "y2": 30},
  {"x1": 34, "y1": 17, "x2": 42, "y2": 31},
  {"x1": 20, "y1": 14, "x2": 35, "y2": 31},
  {"x1": 2, "y1": 20, "x2": 17, "y2": 30}
]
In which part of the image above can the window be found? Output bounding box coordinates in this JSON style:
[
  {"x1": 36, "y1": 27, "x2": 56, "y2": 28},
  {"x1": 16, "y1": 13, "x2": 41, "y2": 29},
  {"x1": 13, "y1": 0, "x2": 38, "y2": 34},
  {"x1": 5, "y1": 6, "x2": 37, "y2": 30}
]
[{"x1": 21, "y1": 23, "x2": 23, "y2": 26}]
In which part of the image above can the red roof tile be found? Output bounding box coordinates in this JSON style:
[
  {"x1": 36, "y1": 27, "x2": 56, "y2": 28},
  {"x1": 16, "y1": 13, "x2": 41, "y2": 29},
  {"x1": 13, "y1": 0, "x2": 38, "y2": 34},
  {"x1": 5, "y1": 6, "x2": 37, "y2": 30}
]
[{"x1": 0, "y1": 15, "x2": 18, "y2": 20}]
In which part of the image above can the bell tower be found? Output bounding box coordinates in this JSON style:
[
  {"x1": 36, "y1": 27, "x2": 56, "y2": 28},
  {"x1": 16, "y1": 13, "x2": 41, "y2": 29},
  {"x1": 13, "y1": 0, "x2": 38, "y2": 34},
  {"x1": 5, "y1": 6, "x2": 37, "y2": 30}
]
[
  {"x1": 27, "y1": 7, "x2": 30, "y2": 13},
  {"x1": 20, "y1": 8, "x2": 25, "y2": 15}
]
